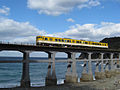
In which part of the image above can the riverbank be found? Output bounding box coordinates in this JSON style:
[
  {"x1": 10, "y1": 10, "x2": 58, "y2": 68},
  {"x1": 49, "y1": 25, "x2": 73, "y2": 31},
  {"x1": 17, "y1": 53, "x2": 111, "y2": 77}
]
[{"x1": 1, "y1": 74, "x2": 120, "y2": 90}]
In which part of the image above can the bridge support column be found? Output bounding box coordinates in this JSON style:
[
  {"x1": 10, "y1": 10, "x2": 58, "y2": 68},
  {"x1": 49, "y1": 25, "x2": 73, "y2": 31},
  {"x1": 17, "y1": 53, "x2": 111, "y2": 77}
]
[
  {"x1": 105, "y1": 61, "x2": 111, "y2": 78},
  {"x1": 65, "y1": 52, "x2": 78, "y2": 83},
  {"x1": 95, "y1": 61, "x2": 100, "y2": 79},
  {"x1": 45, "y1": 52, "x2": 57, "y2": 86},
  {"x1": 95, "y1": 61, "x2": 100, "y2": 72},
  {"x1": 114, "y1": 61, "x2": 118, "y2": 73},
  {"x1": 45, "y1": 53, "x2": 52, "y2": 86},
  {"x1": 115, "y1": 53, "x2": 120, "y2": 74},
  {"x1": 71, "y1": 52, "x2": 78, "y2": 83},
  {"x1": 105, "y1": 61, "x2": 109, "y2": 71},
  {"x1": 105, "y1": 53, "x2": 115, "y2": 78},
  {"x1": 81, "y1": 52, "x2": 93, "y2": 82},
  {"x1": 95, "y1": 53, "x2": 105, "y2": 79},
  {"x1": 109, "y1": 53, "x2": 116, "y2": 76},
  {"x1": 82, "y1": 61, "x2": 87, "y2": 73},
  {"x1": 20, "y1": 51, "x2": 30, "y2": 88},
  {"x1": 65, "y1": 53, "x2": 72, "y2": 83}
]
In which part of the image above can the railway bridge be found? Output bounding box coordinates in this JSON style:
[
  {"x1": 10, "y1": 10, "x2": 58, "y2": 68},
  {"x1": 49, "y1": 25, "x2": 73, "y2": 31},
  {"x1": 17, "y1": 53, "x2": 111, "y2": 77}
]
[{"x1": 0, "y1": 43, "x2": 120, "y2": 88}]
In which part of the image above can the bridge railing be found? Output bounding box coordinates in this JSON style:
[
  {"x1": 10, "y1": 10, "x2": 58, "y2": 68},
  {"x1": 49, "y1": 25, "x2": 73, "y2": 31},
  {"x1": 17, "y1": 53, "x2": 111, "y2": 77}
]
[{"x1": 0, "y1": 41, "x2": 36, "y2": 46}]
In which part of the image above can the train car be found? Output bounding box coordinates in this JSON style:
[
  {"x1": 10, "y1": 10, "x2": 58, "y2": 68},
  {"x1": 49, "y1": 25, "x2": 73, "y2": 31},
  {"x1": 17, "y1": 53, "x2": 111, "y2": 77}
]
[{"x1": 36, "y1": 36, "x2": 108, "y2": 48}]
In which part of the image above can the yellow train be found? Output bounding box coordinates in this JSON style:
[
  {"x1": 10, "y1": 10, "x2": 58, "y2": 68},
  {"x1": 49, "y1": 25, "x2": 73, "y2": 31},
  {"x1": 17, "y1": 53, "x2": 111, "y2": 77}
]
[{"x1": 36, "y1": 36, "x2": 108, "y2": 48}]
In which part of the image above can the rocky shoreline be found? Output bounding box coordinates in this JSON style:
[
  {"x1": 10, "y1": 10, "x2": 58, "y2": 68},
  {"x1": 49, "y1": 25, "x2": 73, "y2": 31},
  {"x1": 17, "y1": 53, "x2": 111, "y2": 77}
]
[{"x1": 1, "y1": 74, "x2": 120, "y2": 90}]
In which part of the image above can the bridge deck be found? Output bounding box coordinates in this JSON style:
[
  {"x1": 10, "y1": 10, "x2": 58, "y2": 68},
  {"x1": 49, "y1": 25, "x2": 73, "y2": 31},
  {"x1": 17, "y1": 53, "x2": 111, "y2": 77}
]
[{"x1": 0, "y1": 43, "x2": 120, "y2": 53}]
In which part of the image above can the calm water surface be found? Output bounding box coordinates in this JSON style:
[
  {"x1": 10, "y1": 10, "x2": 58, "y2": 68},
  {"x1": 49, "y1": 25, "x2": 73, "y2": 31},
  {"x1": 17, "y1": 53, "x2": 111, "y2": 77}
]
[{"x1": 0, "y1": 57, "x2": 97, "y2": 88}]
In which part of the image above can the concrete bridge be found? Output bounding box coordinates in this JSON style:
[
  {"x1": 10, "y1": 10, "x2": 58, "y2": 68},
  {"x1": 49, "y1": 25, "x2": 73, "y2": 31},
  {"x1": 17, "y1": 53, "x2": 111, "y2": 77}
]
[{"x1": 0, "y1": 43, "x2": 120, "y2": 88}]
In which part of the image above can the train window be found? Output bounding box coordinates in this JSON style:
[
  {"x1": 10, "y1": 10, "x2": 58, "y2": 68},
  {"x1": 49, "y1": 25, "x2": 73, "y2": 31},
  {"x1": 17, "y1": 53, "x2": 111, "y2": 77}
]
[
  {"x1": 72, "y1": 40, "x2": 75, "y2": 43},
  {"x1": 83, "y1": 42, "x2": 86, "y2": 44},
  {"x1": 62, "y1": 39, "x2": 64, "y2": 42},
  {"x1": 97, "y1": 43, "x2": 100, "y2": 45},
  {"x1": 67, "y1": 40, "x2": 69, "y2": 42},
  {"x1": 59, "y1": 39, "x2": 61, "y2": 42},
  {"x1": 85, "y1": 42, "x2": 88, "y2": 44},
  {"x1": 65, "y1": 40, "x2": 67, "y2": 42},
  {"x1": 92, "y1": 43, "x2": 94, "y2": 45},
  {"x1": 79, "y1": 41, "x2": 81, "y2": 43},
  {"x1": 76, "y1": 41, "x2": 79, "y2": 43},
  {"x1": 69, "y1": 40, "x2": 71, "y2": 43},
  {"x1": 50, "y1": 38, "x2": 52, "y2": 41},
  {"x1": 55, "y1": 39, "x2": 57, "y2": 41},
  {"x1": 45, "y1": 38, "x2": 48, "y2": 40}
]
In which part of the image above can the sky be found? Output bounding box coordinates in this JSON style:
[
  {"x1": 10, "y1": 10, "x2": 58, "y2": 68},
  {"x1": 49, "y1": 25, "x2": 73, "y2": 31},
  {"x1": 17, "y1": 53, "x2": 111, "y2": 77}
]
[{"x1": 0, "y1": 0, "x2": 120, "y2": 57}]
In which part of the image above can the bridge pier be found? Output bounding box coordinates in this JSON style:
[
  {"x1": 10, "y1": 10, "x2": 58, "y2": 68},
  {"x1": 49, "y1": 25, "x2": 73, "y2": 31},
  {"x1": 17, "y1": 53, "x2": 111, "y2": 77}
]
[
  {"x1": 20, "y1": 51, "x2": 31, "y2": 88},
  {"x1": 65, "y1": 52, "x2": 78, "y2": 83},
  {"x1": 82, "y1": 61, "x2": 87, "y2": 73},
  {"x1": 80, "y1": 52, "x2": 93, "y2": 82},
  {"x1": 95, "y1": 61, "x2": 100, "y2": 72},
  {"x1": 95, "y1": 61, "x2": 100, "y2": 79},
  {"x1": 95, "y1": 53, "x2": 106, "y2": 80},
  {"x1": 65, "y1": 52, "x2": 72, "y2": 83},
  {"x1": 45, "y1": 53, "x2": 52, "y2": 86},
  {"x1": 104, "y1": 53, "x2": 114, "y2": 78},
  {"x1": 104, "y1": 61, "x2": 111, "y2": 78},
  {"x1": 71, "y1": 53, "x2": 78, "y2": 83},
  {"x1": 114, "y1": 61, "x2": 118, "y2": 73},
  {"x1": 115, "y1": 53, "x2": 120, "y2": 74},
  {"x1": 45, "y1": 52, "x2": 57, "y2": 86},
  {"x1": 109, "y1": 53, "x2": 116, "y2": 76}
]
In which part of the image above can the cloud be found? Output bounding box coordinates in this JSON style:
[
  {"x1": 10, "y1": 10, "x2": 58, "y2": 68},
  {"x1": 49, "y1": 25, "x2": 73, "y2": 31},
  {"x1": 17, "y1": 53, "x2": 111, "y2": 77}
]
[
  {"x1": 0, "y1": 18, "x2": 46, "y2": 43},
  {"x1": 78, "y1": 0, "x2": 100, "y2": 9},
  {"x1": 0, "y1": 17, "x2": 120, "y2": 43},
  {"x1": 67, "y1": 18, "x2": 75, "y2": 22},
  {"x1": 27, "y1": 0, "x2": 100, "y2": 16},
  {"x1": 47, "y1": 22, "x2": 120, "y2": 41},
  {"x1": 0, "y1": 6, "x2": 10, "y2": 15}
]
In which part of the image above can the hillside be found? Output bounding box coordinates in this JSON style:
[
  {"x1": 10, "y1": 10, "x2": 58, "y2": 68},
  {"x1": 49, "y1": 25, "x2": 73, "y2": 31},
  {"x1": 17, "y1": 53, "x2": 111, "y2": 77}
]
[{"x1": 100, "y1": 37, "x2": 120, "y2": 49}]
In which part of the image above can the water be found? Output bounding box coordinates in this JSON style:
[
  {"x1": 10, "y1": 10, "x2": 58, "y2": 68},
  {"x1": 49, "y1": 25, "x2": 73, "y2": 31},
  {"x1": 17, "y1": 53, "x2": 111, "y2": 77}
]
[{"x1": 0, "y1": 57, "x2": 97, "y2": 88}]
